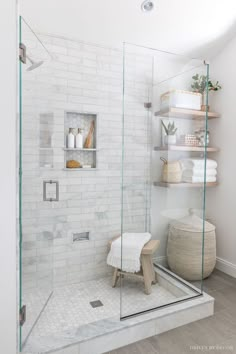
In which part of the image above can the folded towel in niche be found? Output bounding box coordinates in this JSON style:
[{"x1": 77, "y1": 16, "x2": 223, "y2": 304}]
[
  {"x1": 182, "y1": 176, "x2": 217, "y2": 183},
  {"x1": 107, "y1": 232, "x2": 151, "y2": 273},
  {"x1": 183, "y1": 168, "x2": 217, "y2": 178},
  {"x1": 180, "y1": 159, "x2": 217, "y2": 170}
]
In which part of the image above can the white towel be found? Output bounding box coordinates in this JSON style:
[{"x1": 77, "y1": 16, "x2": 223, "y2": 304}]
[
  {"x1": 183, "y1": 168, "x2": 217, "y2": 178},
  {"x1": 182, "y1": 176, "x2": 217, "y2": 183},
  {"x1": 107, "y1": 232, "x2": 151, "y2": 273},
  {"x1": 181, "y1": 159, "x2": 217, "y2": 170}
]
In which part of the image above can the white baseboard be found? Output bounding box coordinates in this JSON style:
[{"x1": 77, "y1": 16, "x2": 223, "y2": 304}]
[{"x1": 216, "y1": 257, "x2": 236, "y2": 278}]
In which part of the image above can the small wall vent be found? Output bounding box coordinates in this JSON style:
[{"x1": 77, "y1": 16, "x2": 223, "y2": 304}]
[{"x1": 72, "y1": 232, "x2": 90, "y2": 242}]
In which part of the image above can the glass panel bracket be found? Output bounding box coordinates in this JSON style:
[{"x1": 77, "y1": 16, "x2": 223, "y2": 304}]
[
  {"x1": 19, "y1": 305, "x2": 26, "y2": 326},
  {"x1": 19, "y1": 43, "x2": 26, "y2": 64}
]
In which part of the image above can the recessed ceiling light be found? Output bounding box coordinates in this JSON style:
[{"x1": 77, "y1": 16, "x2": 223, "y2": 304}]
[{"x1": 141, "y1": 0, "x2": 154, "y2": 12}]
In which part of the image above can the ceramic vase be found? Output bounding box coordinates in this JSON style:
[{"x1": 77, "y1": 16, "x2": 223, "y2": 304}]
[{"x1": 164, "y1": 135, "x2": 177, "y2": 145}]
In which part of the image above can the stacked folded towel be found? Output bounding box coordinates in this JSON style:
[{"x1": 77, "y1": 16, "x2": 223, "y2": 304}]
[{"x1": 180, "y1": 159, "x2": 217, "y2": 183}]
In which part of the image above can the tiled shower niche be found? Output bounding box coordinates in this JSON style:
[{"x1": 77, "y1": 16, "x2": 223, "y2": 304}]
[{"x1": 64, "y1": 111, "x2": 97, "y2": 170}]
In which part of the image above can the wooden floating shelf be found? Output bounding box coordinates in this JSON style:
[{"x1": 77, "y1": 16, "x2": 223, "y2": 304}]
[
  {"x1": 63, "y1": 168, "x2": 96, "y2": 171},
  {"x1": 153, "y1": 182, "x2": 218, "y2": 188},
  {"x1": 154, "y1": 145, "x2": 219, "y2": 152},
  {"x1": 63, "y1": 148, "x2": 97, "y2": 151},
  {"x1": 155, "y1": 107, "x2": 220, "y2": 120}
]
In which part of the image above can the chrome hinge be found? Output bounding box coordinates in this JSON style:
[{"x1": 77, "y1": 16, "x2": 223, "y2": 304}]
[
  {"x1": 20, "y1": 305, "x2": 26, "y2": 326},
  {"x1": 19, "y1": 43, "x2": 26, "y2": 64}
]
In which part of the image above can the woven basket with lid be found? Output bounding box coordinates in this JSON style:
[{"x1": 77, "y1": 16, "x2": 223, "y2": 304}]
[{"x1": 167, "y1": 209, "x2": 216, "y2": 281}]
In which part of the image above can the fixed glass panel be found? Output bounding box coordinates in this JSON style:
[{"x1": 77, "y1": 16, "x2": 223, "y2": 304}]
[
  {"x1": 19, "y1": 20, "x2": 125, "y2": 352},
  {"x1": 19, "y1": 17, "x2": 54, "y2": 350},
  {"x1": 121, "y1": 43, "x2": 209, "y2": 318}
]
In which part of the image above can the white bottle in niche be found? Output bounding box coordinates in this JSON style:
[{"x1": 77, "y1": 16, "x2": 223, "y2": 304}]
[
  {"x1": 75, "y1": 128, "x2": 83, "y2": 149},
  {"x1": 67, "y1": 128, "x2": 75, "y2": 148}
]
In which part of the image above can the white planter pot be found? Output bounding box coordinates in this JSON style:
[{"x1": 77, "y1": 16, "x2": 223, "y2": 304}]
[{"x1": 164, "y1": 135, "x2": 177, "y2": 145}]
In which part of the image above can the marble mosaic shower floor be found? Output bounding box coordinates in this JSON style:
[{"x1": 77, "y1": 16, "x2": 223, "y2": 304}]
[
  {"x1": 24, "y1": 276, "x2": 177, "y2": 342},
  {"x1": 22, "y1": 288, "x2": 53, "y2": 344}
]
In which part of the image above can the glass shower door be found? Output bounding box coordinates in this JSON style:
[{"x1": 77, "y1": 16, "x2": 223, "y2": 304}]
[
  {"x1": 19, "y1": 17, "x2": 55, "y2": 350},
  {"x1": 121, "y1": 42, "x2": 209, "y2": 318}
]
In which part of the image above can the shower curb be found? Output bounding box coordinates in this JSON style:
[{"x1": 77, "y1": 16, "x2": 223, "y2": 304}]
[{"x1": 49, "y1": 293, "x2": 214, "y2": 354}]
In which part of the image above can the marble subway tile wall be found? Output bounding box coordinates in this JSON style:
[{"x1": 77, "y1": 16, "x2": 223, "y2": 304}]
[
  {"x1": 122, "y1": 48, "x2": 152, "y2": 234},
  {"x1": 21, "y1": 33, "x2": 152, "y2": 292}
]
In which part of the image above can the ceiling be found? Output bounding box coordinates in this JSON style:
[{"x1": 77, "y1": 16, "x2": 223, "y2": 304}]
[{"x1": 21, "y1": 0, "x2": 236, "y2": 59}]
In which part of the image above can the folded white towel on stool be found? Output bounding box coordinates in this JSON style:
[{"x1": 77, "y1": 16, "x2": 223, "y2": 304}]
[
  {"x1": 107, "y1": 232, "x2": 151, "y2": 273},
  {"x1": 181, "y1": 159, "x2": 217, "y2": 170}
]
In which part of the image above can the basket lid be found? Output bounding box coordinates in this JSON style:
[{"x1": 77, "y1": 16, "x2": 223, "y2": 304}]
[{"x1": 171, "y1": 209, "x2": 215, "y2": 232}]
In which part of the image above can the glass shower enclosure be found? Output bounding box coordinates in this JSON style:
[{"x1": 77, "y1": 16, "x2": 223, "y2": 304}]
[{"x1": 18, "y1": 19, "x2": 210, "y2": 352}]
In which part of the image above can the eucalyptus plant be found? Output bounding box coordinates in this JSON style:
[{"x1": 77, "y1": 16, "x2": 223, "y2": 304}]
[
  {"x1": 161, "y1": 120, "x2": 177, "y2": 136},
  {"x1": 191, "y1": 74, "x2": 222, "y2": 94}
]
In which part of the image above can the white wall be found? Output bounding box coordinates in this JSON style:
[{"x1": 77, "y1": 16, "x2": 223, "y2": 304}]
[
  {"x1": 0, "y1": 1, "x2": 17, "y2": 354},
  {"x1": 20, "y1": 0, "x2": 236, "y2": 58},
  {"x1": 207, "y1": 35, "x2": 236, "y2": 277}
]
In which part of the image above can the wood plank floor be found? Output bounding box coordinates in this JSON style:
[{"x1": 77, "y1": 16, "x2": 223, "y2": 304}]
[{"x1": 107, "y1": 270, "x2": 236, "y2": 354}]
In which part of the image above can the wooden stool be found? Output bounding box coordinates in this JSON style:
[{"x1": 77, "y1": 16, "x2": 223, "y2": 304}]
[{"x1": 108, "y1": 237, "x2": 160, "y2": 295}]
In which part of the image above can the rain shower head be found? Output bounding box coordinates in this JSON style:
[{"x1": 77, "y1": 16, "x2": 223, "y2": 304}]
[{"x1": 26, "y1": 55, "x2": 44, "y2": 71}]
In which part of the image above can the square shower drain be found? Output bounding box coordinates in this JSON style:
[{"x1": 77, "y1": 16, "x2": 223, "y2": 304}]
[{"x1": 90, "y1": 300, "x2": 103, "y2": 308}]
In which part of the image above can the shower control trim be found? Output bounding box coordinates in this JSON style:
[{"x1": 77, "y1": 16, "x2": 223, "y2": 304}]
[
  {"x1": 144, "y1": 102, "x2": 152, "y2": 109},
  {"x1": 43, "y1": 180, "x2": 59, "y2": 202}
]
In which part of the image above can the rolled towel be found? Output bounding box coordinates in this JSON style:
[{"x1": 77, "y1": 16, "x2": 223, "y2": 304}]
[
  {"x1": 182, "y1": 176, "x2": 217, "y2": 183},
  {"x1": 107, "y1": 232, "x2": 151, "y2": 273},
  {"x1": 183, "y1": 168, "x2": 217, "y2": 178},
  {"x1": 181, "y1": 159, "x2": 217, "y2": 170}
]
